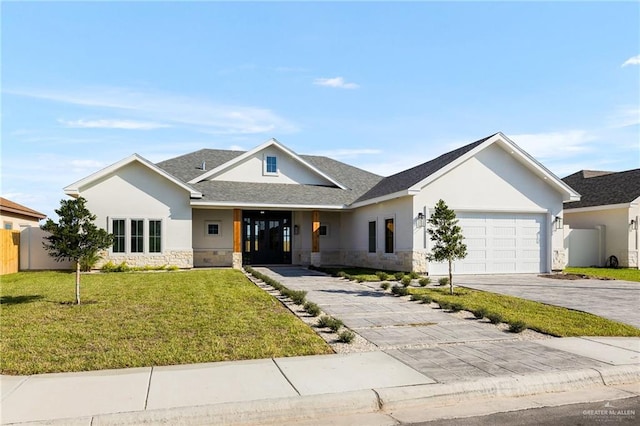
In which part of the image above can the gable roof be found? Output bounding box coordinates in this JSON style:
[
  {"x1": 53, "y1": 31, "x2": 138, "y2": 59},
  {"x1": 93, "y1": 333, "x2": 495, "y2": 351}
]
[
  {"x1": 354, "y1": 134, "x2": 495, "y2": 204},
  {"x1": 562, "y1": 169, "x2": 640, "y2": 209},
  {"x1": 352, "y1": 132, "x2": 580, "y2": 206},
  {"x1": 0, "y1": 197, "x2": 46, "y2": 220},
  {"x1": 184, "y1": 138, "x2": 348, "y2": 189},
  {"x1": 64, "y1": 154, "x2": 203, "y2": 198},
  {"x1": 157, "y1": 146, "x2": 383, "y2": 207}
]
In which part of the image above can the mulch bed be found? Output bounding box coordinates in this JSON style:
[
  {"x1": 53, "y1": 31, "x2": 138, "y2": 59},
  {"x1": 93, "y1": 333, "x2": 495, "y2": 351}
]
[{"x1": 539, "y1": 273, "x2": 612, "y2": 280}]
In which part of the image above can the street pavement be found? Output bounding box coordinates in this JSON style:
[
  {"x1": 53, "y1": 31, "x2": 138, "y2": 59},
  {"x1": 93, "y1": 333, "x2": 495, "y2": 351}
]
[
  {"x1": 1, "y1": 267, "x2": 639, "y2": 425},
  {"x1": 455, "y1": 274, "x2": 640, "y2": 328}
]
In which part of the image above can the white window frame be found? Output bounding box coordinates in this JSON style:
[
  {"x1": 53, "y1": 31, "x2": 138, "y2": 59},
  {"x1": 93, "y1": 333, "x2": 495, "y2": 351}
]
[
  {"x1": 110, "y1": 218, "x2": 127, "y2": 254},
  {"x1": 148, "y1": 219, "x2": 163, "y2": 254},
  {"x1": 205, "y1": 220, "x2": 222, "y2": 237},
  {"x1": 263, "y1": 154, "x2": 279, "y2": 176}
]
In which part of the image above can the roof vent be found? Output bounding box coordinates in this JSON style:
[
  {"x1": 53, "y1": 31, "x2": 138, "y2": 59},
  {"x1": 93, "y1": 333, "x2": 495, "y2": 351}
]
[{"x1": 201, "y1": 161, "x2": 206, "y2": 171}]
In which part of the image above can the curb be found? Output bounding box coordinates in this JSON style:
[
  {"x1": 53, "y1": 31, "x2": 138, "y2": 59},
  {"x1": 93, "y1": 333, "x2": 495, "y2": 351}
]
[
  {"x1": 14, "y1": 365, "x2": 640, "y2": 425},
  {"x1": 378, "y1": 365, "x2": 640, "y2": 412},
  {"x1": 93, "y1": 389, "x2": 380, "y2": 425}
]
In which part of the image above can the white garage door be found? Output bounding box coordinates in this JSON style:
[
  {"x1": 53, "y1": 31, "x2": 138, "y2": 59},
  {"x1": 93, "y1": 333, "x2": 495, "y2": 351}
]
[{"x1": 429, "y1": 212, "x2": 547, "y2": 275}]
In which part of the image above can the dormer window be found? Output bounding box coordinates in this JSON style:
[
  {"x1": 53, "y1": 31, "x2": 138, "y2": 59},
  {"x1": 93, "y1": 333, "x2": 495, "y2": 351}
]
[{"x1": 264, "y1": 155, "x2": 278, "y2": 175}]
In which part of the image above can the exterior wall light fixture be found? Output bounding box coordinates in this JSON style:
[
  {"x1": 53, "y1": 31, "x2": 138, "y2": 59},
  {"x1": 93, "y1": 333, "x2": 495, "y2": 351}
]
[
  {"x1": 416, "y1": 212, "x2": 426, "y2": 228},
  {"x1": 631, "y1": 219, "x2": 638, "y2": 231},
  {"x1": 554, "y1": 216, "x2": 563, "y2": 230},
  {"x1": 294, "y1": 224, "x2": 300, "y2": 235}
]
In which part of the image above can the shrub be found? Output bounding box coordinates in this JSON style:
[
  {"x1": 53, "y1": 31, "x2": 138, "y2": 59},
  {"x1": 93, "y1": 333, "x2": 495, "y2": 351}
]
[
  {"x1": 79, "y1": 251, "x2": 102, "y2": 272},
  {"x1": 391, "y1": 285, "x2": 409, "y2": 296},
  {"x1": 450, "y1": 302, "x2": 464, "y2": 312},
  {"x1": 337, "y1": 330, "x2": 355, "y2": 343},
  {"x1": 344, "y1": 274, "x2": 353, "y2": 281},
  {"x1": 376, "y1": 271, "x2": 389, "y2": 281},
  {"x1": 508, "y1": 320, "x2": 527, "y2": 333},
  {"x1": 317, "y1": 315, "x2": 332, "y2": 328},
  {"x1": 418, "y1": 277, "x2": 431, "y2": 287},
  {"x1": 409, "y1": 271, "x2": 420, "y2": 279},
  {"x1": 487, "y1": 313, "x2": 504, "y2": 324},
  {"x1": 438, "y1": 277, "x2": 449, "y2": 286},
  {"x1": 318, "y1": 315, "x2": 343, "y2": 331},
  {"x1": 473, "y1": 307, "x2": 489, "y2": 319},
  {"x1": 100, "y1": 261, "x2": 117, "y2": 273},
  {"x1": 166, "y1": 265, "x2": 179, "y2": 271},
  {"x1": 283, "y1": 289, "x2": 307, "y2": 305},
  {"x1": 328, "y1": 318, "x2": 344, "y2": 332},
  {"x1": 420, "y1": 294, "x2": 433, "y2": 304},
  {"x1": 393, "y1": 272, "x2": 405, "y2": 281},
  {"x1": 401, "y1": 276, "x2": 412, "y2": 287},
  {"x1": 337, "y1": 271, "x2": 348, "y2": 278},
  {"x1": 410, "y1": 293, "x2": 423, "y2": 302},
  {"x1": 380, "y1": 282, "x2": 390, "y2": 290},
  {"x1": 439, "y1": 301, "x2": 453, "y2": 310},
  {"x1": 304, "y1": 301, "x2": 321, "y2": 317}
]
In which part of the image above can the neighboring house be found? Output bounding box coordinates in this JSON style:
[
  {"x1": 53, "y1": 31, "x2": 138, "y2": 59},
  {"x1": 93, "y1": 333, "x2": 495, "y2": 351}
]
[
  {"x1": 562, "y1": 169, "x2": 640, "y2": 268},
  {"x1": 0, "y1": 197, "x2": 46, "y2": 230},
  {"x1": 64, "y1": 132, "x2": 579, "y2": 274}
]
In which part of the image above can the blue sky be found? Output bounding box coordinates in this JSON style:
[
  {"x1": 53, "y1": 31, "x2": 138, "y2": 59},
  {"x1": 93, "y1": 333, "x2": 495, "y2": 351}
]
[{"x1": 2, "y1": 1, "x2": 639, "y2": 218}]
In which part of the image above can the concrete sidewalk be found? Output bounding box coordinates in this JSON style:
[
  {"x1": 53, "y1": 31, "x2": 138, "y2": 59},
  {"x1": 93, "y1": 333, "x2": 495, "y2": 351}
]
[
  {"x1": 2, "y1": 267, "x2": 640, "y2": 425},
  {"x1": 2, "y1": 348, "x2": 639, "y2": 425}
]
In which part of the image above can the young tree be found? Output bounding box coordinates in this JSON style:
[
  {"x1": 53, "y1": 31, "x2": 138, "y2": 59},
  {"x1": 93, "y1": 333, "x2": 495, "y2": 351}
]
[
  {"x1": 426, "y1": 199, "x2": 467, "y2": 295},
  {"x1": 41, "y1": 197, "x2": 113, "y2": 304}
]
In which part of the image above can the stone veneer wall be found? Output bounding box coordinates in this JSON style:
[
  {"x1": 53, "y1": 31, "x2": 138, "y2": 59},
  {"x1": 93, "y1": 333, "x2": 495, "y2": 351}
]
[
  {"x1": 552, "y1": 249, "x2": 567, "y2": 271},
  {"x1": 194, "y1": 249, "x2": 233, "y2": 267},
  {"x1": 97, "y1": 250, "x2": 193, "y2": 269}
]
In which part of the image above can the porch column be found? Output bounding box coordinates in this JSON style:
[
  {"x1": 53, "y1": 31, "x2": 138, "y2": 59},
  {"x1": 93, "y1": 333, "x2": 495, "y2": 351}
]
[
  {"x1": 232, "y1": 209, "x2": 242, "y2": 269},
  {"x1": 311, "y1": 210, "x2": 321, "y2": 267}
]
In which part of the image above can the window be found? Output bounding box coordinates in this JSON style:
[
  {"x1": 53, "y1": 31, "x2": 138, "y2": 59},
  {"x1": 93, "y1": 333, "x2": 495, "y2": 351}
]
[
  {"x1": 319, "y1": 224, "x2": 329, "y2": 237},
  {"x1": 3, "y1": 222, "x2": 13, "y2": 230},
  {"x1": 131, "y1": 219, "x2": 144, "y2": 253},
  {"x1": 206, "y1": 221, "x2": 221, "y2": 236},
  {"x1": 384, "y1": 218, "x2": 394, "y2": 253},
  {"x1": 112, "y1": 219, "x2": 125, "y2": 253},
  {"x1": 264, "y1": 155, "x2": 277, "y2": 175},
  {"x1": 149, "y1": 220, "x2": 162, "y2": 253},
  {"x1": 368, "y1": 221, "x2": 376, "y2": 253}
]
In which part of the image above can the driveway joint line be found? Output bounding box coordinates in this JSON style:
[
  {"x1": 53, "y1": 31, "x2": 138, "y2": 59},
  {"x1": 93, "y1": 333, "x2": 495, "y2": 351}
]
[
  {"x1": 271, "y1": 358, "x2": 301, "y2": 396},
  {"x1": 144, "y1": 366, "x2": 153, "y2": 410}
]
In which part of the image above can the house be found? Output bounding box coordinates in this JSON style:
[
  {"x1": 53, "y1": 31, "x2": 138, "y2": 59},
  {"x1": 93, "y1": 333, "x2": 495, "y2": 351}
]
[
  {"x1": 63, "y1": 132, "x2": 579, "y2": 274},
  {"x1": 562, "y1": 169, "x2": 640, "y2": 268},
  {"x1": 0, "y1": 197, "x2": 46, "y2": 230}
]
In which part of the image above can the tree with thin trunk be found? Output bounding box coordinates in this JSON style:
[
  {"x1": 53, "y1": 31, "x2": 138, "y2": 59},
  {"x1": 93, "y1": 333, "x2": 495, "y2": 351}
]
[
  {"x1": 426, "y1": 199, "x2": 467, "y2": 295},
  {"x1": 41, "y1": 197, "x2": 113, "y2": 304}
]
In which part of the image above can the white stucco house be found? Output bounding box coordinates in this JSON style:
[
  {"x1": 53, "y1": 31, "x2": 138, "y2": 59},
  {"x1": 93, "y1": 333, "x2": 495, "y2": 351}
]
[
  {"x1": 562, "y1": 169, "x2": 640, "y2": 268},
  {"x1": 63, "y1": 132, "x2": 580, "y2": 274}
]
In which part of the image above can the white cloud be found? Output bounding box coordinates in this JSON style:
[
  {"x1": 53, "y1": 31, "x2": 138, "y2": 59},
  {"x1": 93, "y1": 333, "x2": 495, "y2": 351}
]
[
  {"x1": 8, "y1": 87, "x2": 298, "y2": 135},
  {"x1": 508, "y1": 130, "x2": 598, "y2": 160},
  {"x1": 313, "y1": 77, "x2": 360, "y2": 89},
  {"x1": 59, "y1": 119, "x2": 170, "y2": 130},
  {"x1": 621, "y1": 55, "x2": 640, "y2": 67},
  {"x1": 607, "y1": 106, "x2": 640, "y2": 128}
]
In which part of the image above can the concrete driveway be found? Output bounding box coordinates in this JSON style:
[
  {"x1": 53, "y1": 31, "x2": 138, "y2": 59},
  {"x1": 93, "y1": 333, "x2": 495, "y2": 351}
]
[{"x1": 456, "y1": 274, "x2": 640, "y2": 329}]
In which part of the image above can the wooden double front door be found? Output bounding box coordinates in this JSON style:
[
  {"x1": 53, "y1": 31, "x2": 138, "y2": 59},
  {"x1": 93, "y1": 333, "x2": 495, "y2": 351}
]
[{"x1": 242, "y1": 211, "x2": 292, "y2": 265}]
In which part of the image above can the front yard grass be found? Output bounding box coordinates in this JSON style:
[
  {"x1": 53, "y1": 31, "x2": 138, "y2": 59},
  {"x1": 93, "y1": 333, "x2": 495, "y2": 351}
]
[
  {"x1": 1, "y1": 270, "x2": 332, "y2": 375},
  {"x1": 409, "y1": 287, "x2": 640, "y2": 337},
  {"x1": 564, "y1": 267, "x2": 640, "y2": 282}
]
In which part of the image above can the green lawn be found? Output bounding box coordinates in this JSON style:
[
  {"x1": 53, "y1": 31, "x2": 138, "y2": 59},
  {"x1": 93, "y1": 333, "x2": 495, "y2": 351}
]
[
  {"x1": 1, "y1": 270, "x2": 332, "y2": 375},
  {"x1": 564, "y1": 267, "x2": 640, "y2": 282},
  {"x1": 410, "y1": 287, "x2": 640, "y2": 337}
]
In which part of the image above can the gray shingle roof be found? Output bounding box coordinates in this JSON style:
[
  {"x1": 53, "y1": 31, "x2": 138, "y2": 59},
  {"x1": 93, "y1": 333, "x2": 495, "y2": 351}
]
[
  {"x1": 156, "y1": 149, "x2": 383, "y2": 206},
  {"x1": 353, "y1": 134, "x2": 496, "y2": 203},
  {"x1": 562, "y1": 169, "x2": 640, "y2": 209},
  {"x1": 155, "y1": 134, "x2": 502, "y2": 207}
]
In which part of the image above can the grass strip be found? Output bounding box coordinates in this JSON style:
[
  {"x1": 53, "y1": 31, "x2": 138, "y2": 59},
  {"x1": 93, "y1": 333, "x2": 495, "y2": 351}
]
[{"x1": 409, "y1": 287, "x2": 640, "y2": 337}]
